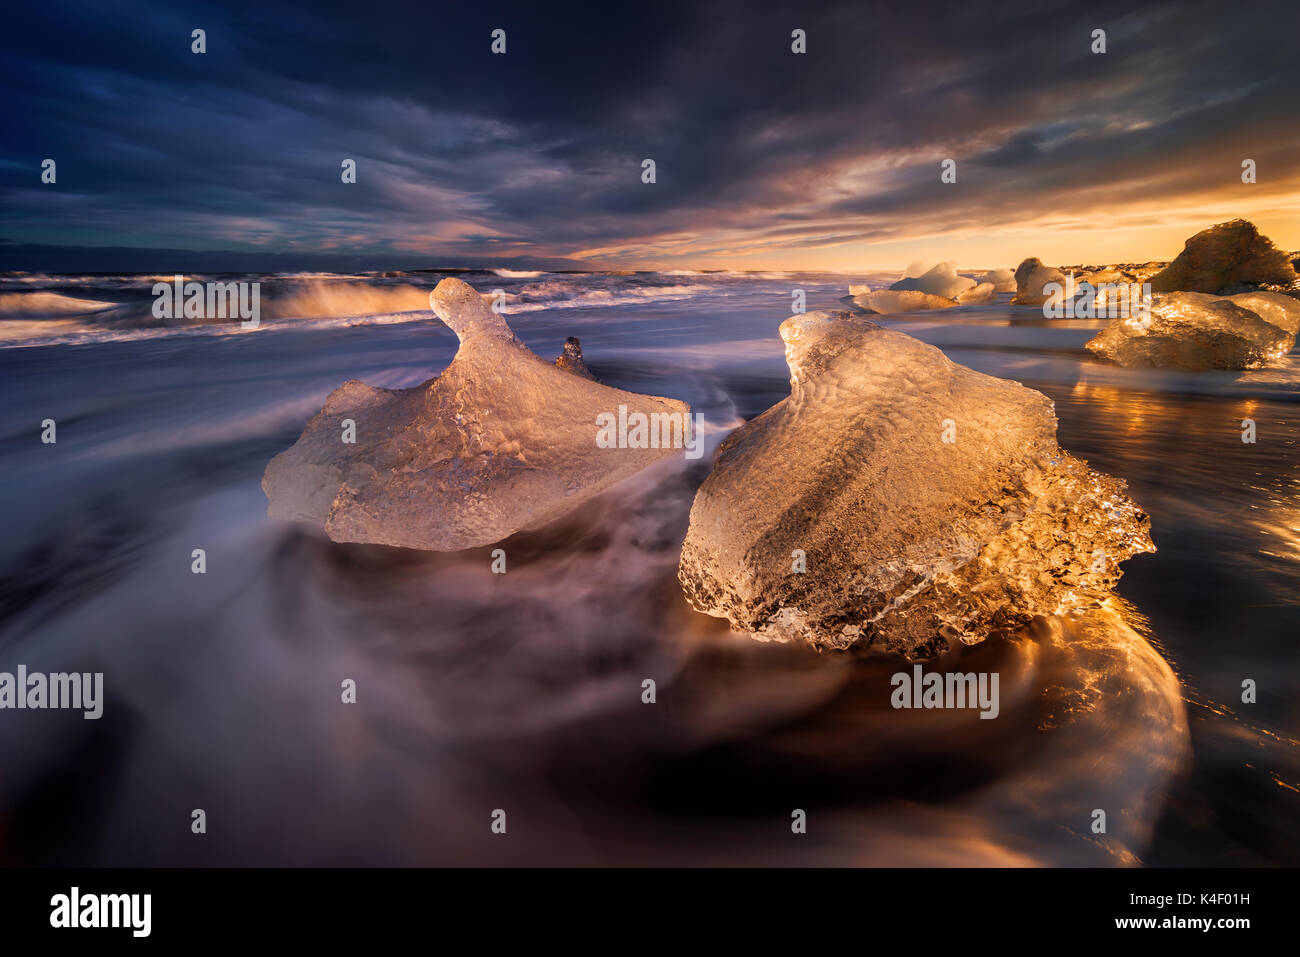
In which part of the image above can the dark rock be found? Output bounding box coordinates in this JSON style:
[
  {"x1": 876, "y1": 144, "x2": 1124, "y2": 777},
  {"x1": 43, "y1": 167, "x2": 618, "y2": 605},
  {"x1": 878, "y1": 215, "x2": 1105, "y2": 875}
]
[{"x1": 1149, "y1": 220, "x2": 1297, "y2": 294}]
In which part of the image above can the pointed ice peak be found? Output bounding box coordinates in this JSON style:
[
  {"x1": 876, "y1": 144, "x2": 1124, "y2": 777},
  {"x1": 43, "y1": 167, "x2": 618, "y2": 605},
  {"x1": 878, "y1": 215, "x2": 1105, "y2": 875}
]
[
  {"x1": 890, "y1": 261, "x2": 976, "y2": 299},
  {"x1": 265, "y1": 278, "x2": 692, "y2": 551},
  {"x1": 679, "y1": 311, "x2": 1151, "y2": 657},
  {"x1": 429, "y1": 276, "x2": 518, "y2": 345},
  {"x1": 778, "y1": 310, "x2": 882, "y2": 385}
]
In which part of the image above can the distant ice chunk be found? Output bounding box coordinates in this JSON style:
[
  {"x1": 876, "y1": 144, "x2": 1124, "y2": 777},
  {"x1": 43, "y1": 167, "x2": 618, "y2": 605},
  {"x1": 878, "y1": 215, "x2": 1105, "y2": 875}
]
[
  {"x1": 1012, "y1": 258, "x2": 1070, "y2": 305},
  {"x1": 851, "y1": 289, "x2": 958, "y2": 314},
  {"x1": 263, "y1": 278, "x2": 692, "y2": 550},
  {"x1": 957, "y1": 282, "x2": 995, "y2": 304},
  {"x1": 1085, "y1": 290, "x2": 1299, "y2": 370},
  {"x1": 890, "y1": 261, "x2": 976, "y2": 299},
  {"x1": 678, "y1": 310, "x2": 1153, "y2": 659},
  {"x1": 1078, "y1": 266, "x2": 1131, "y2": 287},
  {"x1": 980, "y1": 269, "x2": 1017, "y2": 293}
]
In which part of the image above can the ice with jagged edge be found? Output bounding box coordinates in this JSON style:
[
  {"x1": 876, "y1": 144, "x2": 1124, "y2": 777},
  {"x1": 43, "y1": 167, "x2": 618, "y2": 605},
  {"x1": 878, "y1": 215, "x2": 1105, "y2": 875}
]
[
  {"x1": 263, "y1": 277, "x2": 691, "y2": 550},
  {"x1": 1085, "y1": 290, "x2": 1299, "y2": 370},
  {"x1": 678, "y1": 310, "x2": 1153, "y2": 659}
]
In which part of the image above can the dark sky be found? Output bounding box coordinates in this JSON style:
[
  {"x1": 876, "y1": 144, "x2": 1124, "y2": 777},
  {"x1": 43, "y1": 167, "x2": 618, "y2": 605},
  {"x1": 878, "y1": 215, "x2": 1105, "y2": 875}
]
[{"x1": 2, "y1": 0, "x2": 1297, "y2": 271}]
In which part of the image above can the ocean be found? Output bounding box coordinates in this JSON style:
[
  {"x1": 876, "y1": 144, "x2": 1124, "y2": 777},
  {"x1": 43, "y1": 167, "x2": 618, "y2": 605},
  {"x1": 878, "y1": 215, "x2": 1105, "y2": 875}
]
[{"x1": 0, "y1": 269, "x2": 1296, "y2": 865}]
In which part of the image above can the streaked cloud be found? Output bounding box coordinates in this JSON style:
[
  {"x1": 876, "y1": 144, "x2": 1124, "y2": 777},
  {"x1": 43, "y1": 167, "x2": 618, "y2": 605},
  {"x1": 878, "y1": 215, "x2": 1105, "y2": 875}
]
[{"x1": 1, "y1": 0, "x2": 1296, "y2": 270}]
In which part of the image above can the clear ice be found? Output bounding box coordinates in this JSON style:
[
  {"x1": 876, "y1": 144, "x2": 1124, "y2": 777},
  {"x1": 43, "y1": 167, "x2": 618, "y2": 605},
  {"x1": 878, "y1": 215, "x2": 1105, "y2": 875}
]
[
  {"x1": 678, "y1": 310, "x2": 1153, "y2": 659},
  {"x1": 263, "y1": 277, "x2": 691, "y2": 550},
  {"x1": 1012, "y1": 257, "x2": 1069, "y2": 305},
  {"x1": 957, "y1": 281, "x2": 995, "y2": 303},
  {"x1": 850, "y1": 289, "x2": 958, "y2": 314},
  {"x1": 889, "y1": 261, "x2": 976, "y2": 299},
  {"x1": 1085, "y1": 290, "x2": 1299, "y2": 370},
  {"x1": 980, "y1": 268, "x2": 1017, "y2": 292}
]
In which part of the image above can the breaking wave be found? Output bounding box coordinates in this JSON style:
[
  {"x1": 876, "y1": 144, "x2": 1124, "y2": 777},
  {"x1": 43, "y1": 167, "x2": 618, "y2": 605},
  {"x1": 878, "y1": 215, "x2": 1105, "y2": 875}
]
[{"x1": 0, "y1": 292, "x2": 119, "y2": 316}]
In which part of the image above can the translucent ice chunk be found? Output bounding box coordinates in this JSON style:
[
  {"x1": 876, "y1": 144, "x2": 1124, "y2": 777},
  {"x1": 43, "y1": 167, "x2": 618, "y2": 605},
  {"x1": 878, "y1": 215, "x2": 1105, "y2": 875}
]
[
  {"x1": 678, "y1": 310, "x2": 1153, "y2": 659},
  {"x1": 263, "y1": 278, "x2": 692, "y2": 550},
  {"x1": 1226, "y1": 291, "x2": 1300, "y2": 336},
  {"x1": 980, "y1": 268, "x2": 1017, "y2": 293},
  {"x1": 851, "y1": 289, "x2": 958, "y2": 314},
  {"x1": 890, "y1": 261, "x2": 976, "y2": 299},
  {"x1": 1084, "y1": 290, "x2": 1298, "y2": 370},
  {"x1": 957, "y1": 282, "x2": 995, "y2": 303},
  {"x1": 1012, "y1": 258, "x2": 1069, "y2": 305}
]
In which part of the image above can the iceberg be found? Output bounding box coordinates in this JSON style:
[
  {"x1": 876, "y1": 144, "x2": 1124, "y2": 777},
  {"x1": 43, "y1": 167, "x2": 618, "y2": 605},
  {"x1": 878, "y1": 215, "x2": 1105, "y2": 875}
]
[
  {"x1": 890, "y1": 261, "x2": 976, "y2": 299},
  {"x1": 262, "y1": 278, "x2": 692, "y2": 551},
  {"x1": 678, "y1": 310, "x2": 1152, "y2": 659},
  {"x1": 1085, "y1": 290, "x2": 1299, "y2": 370}
]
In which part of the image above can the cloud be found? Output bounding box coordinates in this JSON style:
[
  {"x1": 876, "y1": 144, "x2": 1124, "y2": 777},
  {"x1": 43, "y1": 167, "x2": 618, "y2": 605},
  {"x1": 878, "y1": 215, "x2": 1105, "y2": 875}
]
[{"x1": 1, "y1": 0, "x2": 1296, "y2": 268}]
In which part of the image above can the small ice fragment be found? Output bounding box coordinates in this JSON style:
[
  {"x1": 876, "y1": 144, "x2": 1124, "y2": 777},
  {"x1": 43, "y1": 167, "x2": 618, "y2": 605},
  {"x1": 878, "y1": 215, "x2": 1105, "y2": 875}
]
[{"x1": 555, "y1": 336, "x2": 597, "y2": 380}]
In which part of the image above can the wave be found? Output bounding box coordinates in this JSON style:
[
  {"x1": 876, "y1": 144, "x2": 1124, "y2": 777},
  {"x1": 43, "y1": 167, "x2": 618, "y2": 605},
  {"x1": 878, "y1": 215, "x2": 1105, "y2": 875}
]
[
  {"x1": 0, "y1": 437, "x2": 1188, "y2": 864},
  {"x1": 0, "y1": 292, "x2": 119, "y2": 316},
  {"x1": 0, "y1": 273, "x2": 219, "y2": 288},
  {"x1": 265, "y1": 282, "x2": 430, "y2": 319},
  {"x1": 258, "y1": 278, "x2": 714, "y2": 322},
  {"x1": 504, "y1": 279, "x2": 715, "y2": 312},
  {"x1": 268, "y1": 272, "x2": 372, "y2": 280}
]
